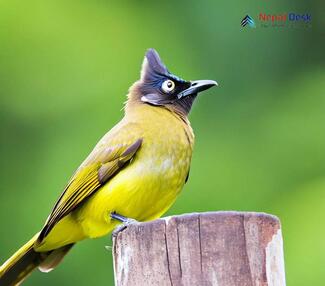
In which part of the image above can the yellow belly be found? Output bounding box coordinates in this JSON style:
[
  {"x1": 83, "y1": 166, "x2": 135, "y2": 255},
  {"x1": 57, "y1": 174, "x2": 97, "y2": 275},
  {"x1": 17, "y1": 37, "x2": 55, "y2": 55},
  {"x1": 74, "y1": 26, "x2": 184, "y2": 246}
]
[
  {"x1": 37, "y1": 144, "x2": 191, "y2": 251},
  {"x1": 78, "y1": 148, "x2": 190, "y2": 238}
]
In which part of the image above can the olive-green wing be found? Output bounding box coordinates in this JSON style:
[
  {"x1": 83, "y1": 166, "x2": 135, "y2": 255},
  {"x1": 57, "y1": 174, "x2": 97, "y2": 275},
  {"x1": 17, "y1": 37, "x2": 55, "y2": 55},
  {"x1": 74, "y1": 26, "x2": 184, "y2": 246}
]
[{"x1": 37, "y1": 138, "x2": 142, "y2": 243}]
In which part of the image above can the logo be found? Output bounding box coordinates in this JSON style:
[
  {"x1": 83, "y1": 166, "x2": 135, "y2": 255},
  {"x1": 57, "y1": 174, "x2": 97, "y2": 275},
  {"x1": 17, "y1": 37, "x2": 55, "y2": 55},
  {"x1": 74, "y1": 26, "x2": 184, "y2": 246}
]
[
  {"x1": 241, "y1": 13, "x2": 312, "y2": 29},
  {"x1": 259, "y1": 13, "x2": 311, "y2": 28},
  {"x1": 241, "y1": 15, "x2": 256, "y2": 28}
]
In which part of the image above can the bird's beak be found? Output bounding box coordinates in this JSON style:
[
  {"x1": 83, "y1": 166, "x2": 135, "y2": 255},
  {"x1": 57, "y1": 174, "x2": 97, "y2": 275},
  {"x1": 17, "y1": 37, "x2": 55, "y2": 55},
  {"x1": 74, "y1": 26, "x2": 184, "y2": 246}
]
[{"x1": 177, "y1": 80, "x2": 218, "y2": 99}]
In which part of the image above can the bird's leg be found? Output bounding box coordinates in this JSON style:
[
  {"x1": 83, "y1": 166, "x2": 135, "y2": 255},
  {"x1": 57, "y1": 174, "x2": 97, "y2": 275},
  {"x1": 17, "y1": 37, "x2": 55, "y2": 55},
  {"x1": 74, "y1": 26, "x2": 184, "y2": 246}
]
[{"x1": 110, "y1": 212, "x2": 138, "y2": 237}]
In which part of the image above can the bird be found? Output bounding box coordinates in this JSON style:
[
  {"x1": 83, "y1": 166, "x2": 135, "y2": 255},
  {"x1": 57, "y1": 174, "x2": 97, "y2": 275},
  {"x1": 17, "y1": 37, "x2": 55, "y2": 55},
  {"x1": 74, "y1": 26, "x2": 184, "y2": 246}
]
[{"x1": 0, "y1": 48, "x2": 217, "y2": 285}]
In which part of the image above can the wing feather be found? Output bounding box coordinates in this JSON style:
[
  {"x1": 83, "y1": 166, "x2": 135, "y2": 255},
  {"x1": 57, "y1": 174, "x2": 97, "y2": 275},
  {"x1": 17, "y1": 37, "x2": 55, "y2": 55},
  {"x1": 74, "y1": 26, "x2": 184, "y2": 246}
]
[{"x1": 37, "y1": 138, "x2": 142, "y2": 243}]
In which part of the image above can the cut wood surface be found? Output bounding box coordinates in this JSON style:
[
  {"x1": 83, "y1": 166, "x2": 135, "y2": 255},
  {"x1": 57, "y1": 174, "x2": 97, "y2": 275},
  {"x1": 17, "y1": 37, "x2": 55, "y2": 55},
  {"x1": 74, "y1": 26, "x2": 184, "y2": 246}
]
[{"x1": 112, "y1": 211, "x2": 286, "y2": 286}]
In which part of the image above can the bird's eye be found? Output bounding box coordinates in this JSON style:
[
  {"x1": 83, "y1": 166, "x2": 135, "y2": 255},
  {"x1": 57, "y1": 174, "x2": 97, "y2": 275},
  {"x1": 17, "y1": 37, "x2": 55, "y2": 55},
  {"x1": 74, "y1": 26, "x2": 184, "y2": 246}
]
[{"x1": 161, "y1": 80, "x2": 175, "y2": 93}]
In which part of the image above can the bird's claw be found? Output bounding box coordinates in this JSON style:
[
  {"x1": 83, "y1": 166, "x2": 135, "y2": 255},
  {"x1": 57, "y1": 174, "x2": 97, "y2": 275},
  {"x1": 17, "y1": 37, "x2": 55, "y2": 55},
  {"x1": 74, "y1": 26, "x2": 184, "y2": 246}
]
[
  {"x1": 110, "y1": 212, "x2": 138, "y2": 238},
  {"x1": 111, "y1": 218, "x2": 138, "y2": 238}
]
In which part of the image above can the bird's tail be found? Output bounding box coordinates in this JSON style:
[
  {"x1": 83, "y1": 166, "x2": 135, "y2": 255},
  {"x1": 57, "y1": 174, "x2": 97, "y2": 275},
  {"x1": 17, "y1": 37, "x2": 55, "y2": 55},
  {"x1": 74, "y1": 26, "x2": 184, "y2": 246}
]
[
  {"x1": 0, "y1": 233, "x2": 42, "y2": 285},
  {"x1": 0, "y1": 233, "x2": 73, "y2": 285}
]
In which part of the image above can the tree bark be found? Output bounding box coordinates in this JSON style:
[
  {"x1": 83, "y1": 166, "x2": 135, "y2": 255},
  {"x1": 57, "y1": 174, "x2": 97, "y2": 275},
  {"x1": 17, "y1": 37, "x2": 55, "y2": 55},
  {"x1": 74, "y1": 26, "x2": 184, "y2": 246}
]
[{"x1": 113, "y1": 211, "x2": 286, "y2": 286}]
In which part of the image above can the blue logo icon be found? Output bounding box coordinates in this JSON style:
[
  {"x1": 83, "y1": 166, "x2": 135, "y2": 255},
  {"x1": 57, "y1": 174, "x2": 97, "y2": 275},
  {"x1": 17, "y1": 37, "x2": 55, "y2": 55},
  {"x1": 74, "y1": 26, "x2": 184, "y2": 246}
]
[{"x1": 241, "y1": 15, "x2": 256, "y2": 28}]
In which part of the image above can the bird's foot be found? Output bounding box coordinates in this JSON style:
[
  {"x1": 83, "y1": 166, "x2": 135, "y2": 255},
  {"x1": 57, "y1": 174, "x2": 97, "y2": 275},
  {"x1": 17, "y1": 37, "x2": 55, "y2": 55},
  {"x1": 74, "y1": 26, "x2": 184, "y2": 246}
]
[{"x1": 110, "y1": 212, "x2": 138, "y2": 238}]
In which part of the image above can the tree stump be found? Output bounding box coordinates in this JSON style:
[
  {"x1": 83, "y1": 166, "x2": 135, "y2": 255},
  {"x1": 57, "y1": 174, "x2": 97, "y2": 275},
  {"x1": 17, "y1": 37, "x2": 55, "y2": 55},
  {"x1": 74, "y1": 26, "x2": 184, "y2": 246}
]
[{"x1": 112, "y1": 211, "x2": 286, "y2": 286}]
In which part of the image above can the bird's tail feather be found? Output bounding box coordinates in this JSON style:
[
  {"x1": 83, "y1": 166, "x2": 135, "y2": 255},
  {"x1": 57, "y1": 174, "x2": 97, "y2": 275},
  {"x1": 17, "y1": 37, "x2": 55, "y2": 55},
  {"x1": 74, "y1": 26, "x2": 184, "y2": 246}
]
[
  {"x1": 0, "y1": 233, "x2": 73, "y2": 285},
  {"x1": 0, "y1": 234, "x2": 42, "y2": 285}
]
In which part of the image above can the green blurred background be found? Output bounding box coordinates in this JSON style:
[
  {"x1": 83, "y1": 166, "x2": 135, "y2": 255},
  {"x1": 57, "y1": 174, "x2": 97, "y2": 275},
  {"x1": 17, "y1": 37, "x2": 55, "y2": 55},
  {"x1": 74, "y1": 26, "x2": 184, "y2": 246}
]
[{"x1": 0, "y1": 0, "x2": 324, "y2": 285}]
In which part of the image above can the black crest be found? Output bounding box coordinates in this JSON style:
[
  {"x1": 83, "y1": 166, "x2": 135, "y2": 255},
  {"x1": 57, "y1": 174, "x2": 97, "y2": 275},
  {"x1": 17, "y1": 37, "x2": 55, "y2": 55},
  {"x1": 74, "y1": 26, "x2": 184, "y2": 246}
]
[{"x1": 140, "y1": 48, "x2": 169, "y2": 82}]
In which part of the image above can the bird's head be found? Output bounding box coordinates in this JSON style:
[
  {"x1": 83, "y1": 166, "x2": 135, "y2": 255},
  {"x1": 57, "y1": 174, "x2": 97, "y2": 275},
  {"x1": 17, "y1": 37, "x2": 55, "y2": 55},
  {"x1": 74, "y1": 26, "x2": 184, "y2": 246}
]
[{"x1": 127, "y1": 48, "x2": 217, "y2": 116}]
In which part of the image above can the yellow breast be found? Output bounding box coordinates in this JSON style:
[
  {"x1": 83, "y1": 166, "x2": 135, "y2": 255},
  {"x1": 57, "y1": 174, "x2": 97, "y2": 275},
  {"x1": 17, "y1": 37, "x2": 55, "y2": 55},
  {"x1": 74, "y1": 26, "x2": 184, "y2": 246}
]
[{"x1": 78, "y1": 105, "x2": 194, "y2": 238}]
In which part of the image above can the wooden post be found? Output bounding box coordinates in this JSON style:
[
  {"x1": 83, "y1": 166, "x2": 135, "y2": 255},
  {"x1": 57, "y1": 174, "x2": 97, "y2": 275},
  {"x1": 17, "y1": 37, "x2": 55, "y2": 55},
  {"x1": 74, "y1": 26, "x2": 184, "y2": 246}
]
[{"x1": 112, "y1": 211, "x2": 285, "y2": 286}]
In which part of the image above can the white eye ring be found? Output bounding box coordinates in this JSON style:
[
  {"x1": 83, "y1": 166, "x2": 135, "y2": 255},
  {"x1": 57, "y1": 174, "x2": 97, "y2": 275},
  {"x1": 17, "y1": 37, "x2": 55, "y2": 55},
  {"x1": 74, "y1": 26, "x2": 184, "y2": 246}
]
[{"x1": 161, "y1": 80, "x2": 175, "y2": 93}]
